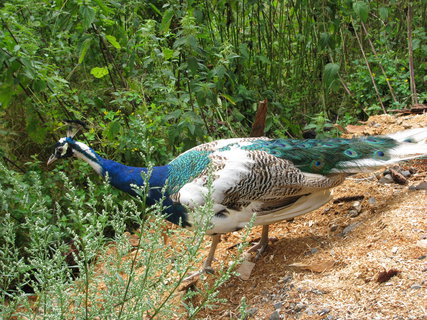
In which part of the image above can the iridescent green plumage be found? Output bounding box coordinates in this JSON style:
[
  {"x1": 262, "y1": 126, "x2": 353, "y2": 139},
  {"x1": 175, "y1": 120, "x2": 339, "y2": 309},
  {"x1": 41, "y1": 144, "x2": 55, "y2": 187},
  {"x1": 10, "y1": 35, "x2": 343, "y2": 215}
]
[{"x1": 240, "y1": 137, "x2": 398, "y2": 174}]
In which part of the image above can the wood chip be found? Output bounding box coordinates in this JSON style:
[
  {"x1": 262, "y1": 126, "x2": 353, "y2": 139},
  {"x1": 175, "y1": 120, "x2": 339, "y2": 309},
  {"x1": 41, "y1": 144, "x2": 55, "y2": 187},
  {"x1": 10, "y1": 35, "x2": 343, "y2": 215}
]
[{"x1": 288, "y1": 260, "x2": 335, "y2": 273}]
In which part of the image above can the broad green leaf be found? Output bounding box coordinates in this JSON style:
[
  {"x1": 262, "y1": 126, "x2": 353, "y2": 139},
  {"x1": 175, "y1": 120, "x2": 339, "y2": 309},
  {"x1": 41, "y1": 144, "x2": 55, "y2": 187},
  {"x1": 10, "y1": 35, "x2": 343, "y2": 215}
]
[
  {"x1": 93, "y1": 0, "x2": 113, "y2": 14},
  {"x1": 80, "y1": 6, "x2": 95, "y2": 31},
  {"x1": 159, "y1": 8, "x2": 174, "y2": 34},
  {"x1": 323, "y1": 63, "x2": 340, "y2": 89},
  {"x1": 379, "y1": 7, "x2": 388, "y2": 20},
  {"x1": 78, "y1": 38, "x2": 92, "y2": 64},
  {"x1": 162, "y1": 47, "x2": 174, "y2": 60},
  {"x1": 90, "y1": 67, "x2": 109, "y2": 78},
  {"x1": 320, "y1": 32, "x2": 331, "y2": 49},
  {"x1": 106, "y1": 35, "x2": 121, "y2": 49},
  {"x1": 353, "y1": 1, "x2": 369, "y2": 23}
]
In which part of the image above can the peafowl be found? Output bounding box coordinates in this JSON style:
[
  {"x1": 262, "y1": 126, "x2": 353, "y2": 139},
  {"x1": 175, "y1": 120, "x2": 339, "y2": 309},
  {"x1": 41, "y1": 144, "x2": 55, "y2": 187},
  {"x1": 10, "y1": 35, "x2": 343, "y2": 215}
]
[{"x1": 48, "y1": 122, "x2": 427, "y2": 276}]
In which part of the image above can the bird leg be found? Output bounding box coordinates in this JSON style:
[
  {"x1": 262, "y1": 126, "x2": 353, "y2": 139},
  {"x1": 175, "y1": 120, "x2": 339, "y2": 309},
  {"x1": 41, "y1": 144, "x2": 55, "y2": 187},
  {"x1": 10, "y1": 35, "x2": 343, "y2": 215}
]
[
  {"x1": 247, "y1": 225, "x2": 270, "y2": 259},
  {"x1": 183, "y1": 234, "x2": 221, "y2": 281}
]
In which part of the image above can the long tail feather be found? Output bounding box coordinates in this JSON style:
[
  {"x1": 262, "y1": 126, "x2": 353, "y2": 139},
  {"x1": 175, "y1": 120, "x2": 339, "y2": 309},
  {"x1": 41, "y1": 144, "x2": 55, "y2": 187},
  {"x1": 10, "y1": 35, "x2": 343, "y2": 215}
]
[{"x1": 334, "y1": 127, "x2": 427, "y2": 173}]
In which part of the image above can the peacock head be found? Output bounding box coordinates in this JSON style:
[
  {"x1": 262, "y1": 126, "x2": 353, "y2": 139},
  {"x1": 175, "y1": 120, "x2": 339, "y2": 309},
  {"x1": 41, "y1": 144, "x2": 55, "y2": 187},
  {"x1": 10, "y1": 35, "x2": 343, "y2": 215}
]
[
  {"x1": 47, "y1": 137, "x2": 76, "y2": 165},
  {"x1": 47, "y1": 120, "x2": 88, "y2": 166}
]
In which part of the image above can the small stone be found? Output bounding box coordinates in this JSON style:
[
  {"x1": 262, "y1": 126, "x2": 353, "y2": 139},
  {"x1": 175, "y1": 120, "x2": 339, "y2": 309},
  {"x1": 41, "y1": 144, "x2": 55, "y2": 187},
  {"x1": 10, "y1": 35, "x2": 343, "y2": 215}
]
[
  {"x1": 417, "y1": 255, "x2": 426, "y2": 260},
  {"x1": 318, "y1": 308, "x2": 331, "y2": 315},
  {"x1": 348, "y1": 209, "x2": 360, "y2": 218},
  {"x1": 310, "y1": 288, "x2": 326, "y2": 295},
  {"x1": 409, "y1": 182, "x2": 427, "y2": 190},
  {"x1": 279, "y1": 275, "x2": 293, "y2": 284},
  {"x1": 411, "y1": 284, "x2": 421, "y2": 289},
  {"x1": 368, "y1": 197, "x2": 377, "y2": 206},
  {"x1": 306, "y1": 248, "x2": 318, "y2": 255},
  {"x1": 330, "y1": 224, "x2": 339, "y2": 232},
  {"x1": 242, "y1": 307, "x2": 258, "y2": 319},
  {"x1": 391, "y1": 246, "x2": 398, "y2": 254},
  {"x1": 378, "y1": 174, "x2": 394, "y2": 184},
  {"x1": 294, "y1": 303, "x2": 306, "y2": 312},
  {"x1": 352, "y1": 201, "x2": 362, "y2": 212},
  {"x1": 269, "y1": 310, "x2": 280, "y2": 320},
  {"x1": 400, "y1": 170, "x2": 411, "y2": 177},
  {"x1": 341, "y1": 222, "x2": 361, "y2": 237},
  {"x1": 274, "y1": 302, "x2": 283, "y2": 310}
]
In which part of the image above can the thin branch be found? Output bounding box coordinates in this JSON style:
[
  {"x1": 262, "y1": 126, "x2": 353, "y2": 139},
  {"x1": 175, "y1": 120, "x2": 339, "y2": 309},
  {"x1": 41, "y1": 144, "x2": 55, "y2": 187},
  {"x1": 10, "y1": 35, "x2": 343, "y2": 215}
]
[
  {"x1": 406, "y1": 4, "x2": 418, "y2": 105},
  {"x1": 361, "y1": 22, "x2": 397, "y2": 103},
  {"x1": 352, "y1": 19, "x2": 387, "y2": 114}
]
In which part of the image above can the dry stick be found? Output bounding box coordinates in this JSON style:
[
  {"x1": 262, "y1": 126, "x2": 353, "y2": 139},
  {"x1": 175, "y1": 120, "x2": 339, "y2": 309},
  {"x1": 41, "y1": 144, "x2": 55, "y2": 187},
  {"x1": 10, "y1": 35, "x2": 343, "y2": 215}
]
[
  {"x1": 361, "y1": 22, "x2": 397, "y2": 104},
  {"x1": 406, "y1": 4, "x2": 418, "y2": 105},
  {"x1": 91, "y1": 24, "x2": 117, "y2": 91},
  {"x1": 352, "y1": 20, "x2": 387, "y2": 114}
]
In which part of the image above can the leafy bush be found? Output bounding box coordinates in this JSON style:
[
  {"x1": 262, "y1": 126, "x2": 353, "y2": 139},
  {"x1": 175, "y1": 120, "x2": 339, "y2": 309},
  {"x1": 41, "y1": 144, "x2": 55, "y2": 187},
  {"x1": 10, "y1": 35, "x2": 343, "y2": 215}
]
[{"x1": 0, "y1": 161, "x2": 246, "y2": 318}]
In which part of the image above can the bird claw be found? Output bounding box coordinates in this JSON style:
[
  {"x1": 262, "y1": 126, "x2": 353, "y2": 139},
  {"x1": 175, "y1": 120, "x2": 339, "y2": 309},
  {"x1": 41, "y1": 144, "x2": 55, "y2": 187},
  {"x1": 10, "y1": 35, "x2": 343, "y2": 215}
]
[
  {"x1": 247, "y1": 241, "x2": 269, "y2": 260},
  {"x1": 183, "y1": 266, "x2": 215, "y2": 282}
]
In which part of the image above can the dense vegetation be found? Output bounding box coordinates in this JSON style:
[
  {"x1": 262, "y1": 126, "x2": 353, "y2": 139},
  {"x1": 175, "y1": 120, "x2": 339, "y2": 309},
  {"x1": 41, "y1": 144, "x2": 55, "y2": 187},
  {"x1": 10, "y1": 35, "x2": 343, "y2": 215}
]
[{"x1": 0, "y1": 0, "x2": 426, "y2": 317}]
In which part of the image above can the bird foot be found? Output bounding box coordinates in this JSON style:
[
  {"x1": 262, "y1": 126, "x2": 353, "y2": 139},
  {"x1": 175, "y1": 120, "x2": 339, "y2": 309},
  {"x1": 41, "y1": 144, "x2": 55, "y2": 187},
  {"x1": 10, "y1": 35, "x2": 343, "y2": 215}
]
[
  {"x1": 246, "y1": 241, "x2": 269, "y2": 260},
  {"x1": 183, "y1": 266, "x2": 215, "y2": 282}
]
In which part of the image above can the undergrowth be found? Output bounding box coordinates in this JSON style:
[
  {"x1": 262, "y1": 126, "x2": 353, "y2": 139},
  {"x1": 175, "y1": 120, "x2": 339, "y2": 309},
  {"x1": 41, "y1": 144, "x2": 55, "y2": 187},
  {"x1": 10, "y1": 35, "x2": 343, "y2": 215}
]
[{"x1": 0, "y1": 161, "x2": 248, "y2": 319}]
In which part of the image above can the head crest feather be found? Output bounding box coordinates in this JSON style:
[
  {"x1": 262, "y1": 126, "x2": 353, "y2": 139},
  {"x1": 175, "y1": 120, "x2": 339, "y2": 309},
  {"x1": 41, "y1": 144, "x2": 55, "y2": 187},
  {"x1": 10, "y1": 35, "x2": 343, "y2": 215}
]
[{"x1": 63, "y1": 119, "x2": 88, "y2": 138}]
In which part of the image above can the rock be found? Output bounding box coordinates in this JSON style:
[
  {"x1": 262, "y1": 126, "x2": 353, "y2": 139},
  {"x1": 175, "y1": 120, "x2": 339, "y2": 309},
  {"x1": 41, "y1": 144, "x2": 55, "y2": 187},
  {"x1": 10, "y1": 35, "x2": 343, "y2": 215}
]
[
  {"x1": 279, "y1": 275, "x2": 293, "y2": 284},
  {"x1": 391, "y1": 246, "x2": 399, "y2": 254},
  {"x1": 400, "y1": 170, "x2": 412, "y2": 177},
  {"x1": 294, "y1": 303, "x2": 306, "y2": 312},
  {"x1": 410, "y1": 284, "x2": 421, "y2": 290},
  {"x1": 242, "y1": 307, "x2": 258, "y2": 319},
  {"x1": 352, "y1": 201, "x2": 362, "y2": 212},
  {"x1": 306, "y1": 248, "x2": 318, "y2": 255},
  {"x1": 378, "y1": 174, "x2": 394, "y2": 184},
  {"x1": 417, "y1": 255, "x2": 426, "y2": 260},
  {"x1": 368, "y1": 197, "x2": 377, "y2": 206},
  {"x1": 341, "y1": 222, "x2": 361, "y2": 237},
  {"x1": 269, "y1": 310, "x2": 280, "y2": 320},
  {"x1": 409, "y1": 182, "x2": 427, "y2": 190},
  {"x1": 330, "y1": 224, "x2": 339, "y2": 232},
  {"x1": 348, "y1": 209, "x2": 360, "y2": 218},
  {"x1": 274, "y1": 302, "x2": 283, "y2": 310},
  {"x1": 318, "y1": 308, "x2": 331, "y2": 315}
]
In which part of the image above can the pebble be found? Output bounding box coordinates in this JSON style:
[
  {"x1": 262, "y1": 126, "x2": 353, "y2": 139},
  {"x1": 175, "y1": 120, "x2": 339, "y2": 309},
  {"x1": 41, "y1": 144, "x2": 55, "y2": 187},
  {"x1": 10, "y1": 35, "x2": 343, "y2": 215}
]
[
  {"x1": 330, "y1": 224, "x2": 339, "y2": 232},
  {"x1": 352, "y1": 201, "x2": 362, "y2": 212},
  {"x1": 368, "y1": 197, "x2": 377, "y2": 206},
  {"x1": 378, "y1": 174, "x2": 394, "y2": 184},
  {"x1": 306, "y1": 247, "x2": 318, "y2": 255},
  {"x1": 341, "y1": 222, "x2": 361, "y2": 237},
  {"x1": 411, "y1": 284, "x2": 421, "y2": 290},
  {"x1": 400, "y1": 170, "x2": 411, "y2": 177},
  {"x1": 242, "y1": 307, "x2": 258, "y2": 320},
  {"x1": 269, "y1": 310, "x2": 280, "y2": 320},
  {"x1": 318, "y1": 308, "x2": 331, "y2": 315},
  {"x1": 274, "y1": 302, "x2": 283, "y2": 310},
  {"x1": 294, "y1": 303, "x2": 306, "y2": 312},
  {"x1": 409, "y1": 181, "x2": 427, "y2": 190},
  {"x1": 391, "y1": 246, "x2": 399, "y2": 254},
  {"x1": 310, "y1": 288, "x2": 326, "y2": 295},
  {"x1": 348, "y1": 209, "x2": 360, "y2": 218},
  {"x1": 279, "y1": 275, "x2": 293, "y2": 284},
  {"x1": 417, "y1": 255, "x2": 426, "y2": 260}
]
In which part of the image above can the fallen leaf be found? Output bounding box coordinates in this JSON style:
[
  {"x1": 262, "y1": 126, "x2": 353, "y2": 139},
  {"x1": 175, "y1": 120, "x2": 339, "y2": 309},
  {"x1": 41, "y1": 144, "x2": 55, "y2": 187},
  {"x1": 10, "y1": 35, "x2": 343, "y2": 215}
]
[{"x1": 237, "y1": 260, "x2": 256, "y2": 280}]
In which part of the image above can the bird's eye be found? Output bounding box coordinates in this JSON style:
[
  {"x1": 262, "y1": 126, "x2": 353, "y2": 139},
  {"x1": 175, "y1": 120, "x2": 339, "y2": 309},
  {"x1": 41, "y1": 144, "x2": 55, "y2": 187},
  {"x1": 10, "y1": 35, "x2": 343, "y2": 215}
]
[{"x1": 57, "y1": 147, "x2": 63, "y2": 154}]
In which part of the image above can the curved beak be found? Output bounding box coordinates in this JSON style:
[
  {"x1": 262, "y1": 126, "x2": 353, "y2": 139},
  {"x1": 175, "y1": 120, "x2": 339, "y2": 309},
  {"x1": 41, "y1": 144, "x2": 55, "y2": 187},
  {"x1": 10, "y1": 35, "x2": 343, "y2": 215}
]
[{"x1": 47, "y1": 154, "x2": 58, "y2": 166}]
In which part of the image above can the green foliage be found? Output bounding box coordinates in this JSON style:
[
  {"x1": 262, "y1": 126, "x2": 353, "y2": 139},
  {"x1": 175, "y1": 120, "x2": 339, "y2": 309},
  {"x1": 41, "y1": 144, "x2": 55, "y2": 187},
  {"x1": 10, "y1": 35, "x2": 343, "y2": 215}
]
[{"x1": 0, "y1": 161, "x2": 244, "y2": 318}]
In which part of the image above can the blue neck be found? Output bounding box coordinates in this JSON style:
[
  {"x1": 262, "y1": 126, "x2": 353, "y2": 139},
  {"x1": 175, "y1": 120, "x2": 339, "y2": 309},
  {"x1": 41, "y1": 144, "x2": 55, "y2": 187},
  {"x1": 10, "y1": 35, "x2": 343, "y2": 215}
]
[{"x1": 78, "y1": 149, "x2": 190, "y2": 227}]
